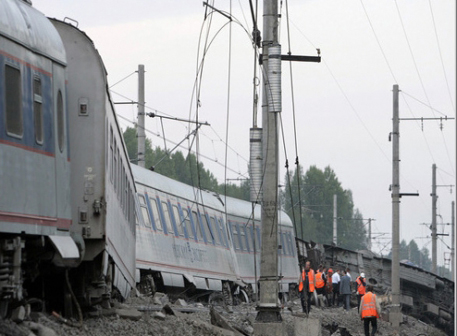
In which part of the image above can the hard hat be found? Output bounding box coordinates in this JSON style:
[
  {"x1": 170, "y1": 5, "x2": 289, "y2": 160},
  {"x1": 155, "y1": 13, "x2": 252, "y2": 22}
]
[
  {"x1": 328, "y1": 268, "x2": 333, "y2": 273},
  {"x1": 361, "y1": 272, "x2": 365, "y2": 278}
]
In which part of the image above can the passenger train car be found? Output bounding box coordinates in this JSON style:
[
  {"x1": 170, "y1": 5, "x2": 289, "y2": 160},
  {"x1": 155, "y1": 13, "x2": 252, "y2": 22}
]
[
  {"x1": 51, "y1": 18, "x2": 136, "y2": 307},
  {"x1": 0, "y1": 0, "x2": 79, "y2": 315},
  {"x1": 0, "y1": 0, "x2": 136, "y2": 316},
  {"x1": 133, "y1": 164, "x2": 300, "y2": 301}
]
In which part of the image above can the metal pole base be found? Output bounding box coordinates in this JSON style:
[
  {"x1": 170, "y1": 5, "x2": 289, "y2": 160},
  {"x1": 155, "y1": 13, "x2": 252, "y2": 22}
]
[{"x1": 255, "y1": 307, "x2": 282, "y2": 322}]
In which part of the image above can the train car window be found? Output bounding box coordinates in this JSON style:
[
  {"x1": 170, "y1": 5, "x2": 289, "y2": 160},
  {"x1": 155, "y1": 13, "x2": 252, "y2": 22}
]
[
  {"x1": 124, "y1": 175, "x2": 128, "y2": 216},
  {"x1": 5, "y1": 65, "x2": 23, "y2": 137},
  {"x1": 182, "y1": 208, "x2": 194, "y2": 239},
  {"x1": 210, "y1": 217, "x2": 221, "y2": 246},
  {"x1": 110, "y1": 127, "x2": 114, "y2": 183},
  {"x1": 287, "y1": 232, "x2": 295, "y2": 257},
  {"x1": 117, "y1": 148, "x2": 121, "y2": 199},
  {"x1": 279, "y1": 233, "x2": 286, "y2": 255},
  {"x1": 172, "y1": 205, "x2": 184, "y2": 236},
  {"x1": 149, "y1": 197, "x2": 162, "y2": 231},
  {"x1": 242, "y1": 226, "x2": 250, "y2": 252},
  {"x1": 33, "y1": 76, "x2": 43, "y2": 144},
  {"x1": 57, "y1": 90, "x2": 64, "y2": 152},
  {"x1": 202, "y1": 215, "x2": 214, "y2": 244},
  {"x1": 160, "y1": 201, "x2": 173, "y2": 234},
  {"x1": 120, "y1": 163, "x2": 124, "y2": 207},
  {"x1": 229, "y1": 222, "x2": 240, "y2": 250},
  {"x1": 138, "y1": 194, "x2": 151, "y2": 228},
  {"x1": 255, "y1": 226, "x2": 261, "y2": 251},
  {"x1": 113, "y1": 140, "x2": 117, "y2": 191},
  {"x1": 219, "y1": 218, "x2": 229, "y2": 247},
  {"x1": 236, "y1": 224, "x2": 244, "y2": 251},
  {"x1": 192, "y1": 211, "x2": 203, "y2": 242}
]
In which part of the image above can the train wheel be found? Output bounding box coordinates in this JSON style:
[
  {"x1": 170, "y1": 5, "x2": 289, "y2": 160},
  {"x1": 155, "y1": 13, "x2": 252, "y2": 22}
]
[
  {"x1": 222, "y1": 282, "x2": 233, "y2": 306},
  {"x1": 137, "y1": 274, "x2": 156, "y2": 296}
]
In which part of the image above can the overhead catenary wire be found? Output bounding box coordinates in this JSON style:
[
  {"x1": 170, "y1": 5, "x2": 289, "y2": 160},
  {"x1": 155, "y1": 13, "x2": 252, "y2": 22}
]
[
  {"x1": 282, "y1": 0, "x2": 303, "y2": 244},
  {"x1": 116, "y1": 113, "x2": 248, "y2": 179},
  {"x1": 359, "y1": 0, "x2": 398, "y2": 84},
  {"x1": 427, "y1": 0, "x2": 456, "y2": 114}
]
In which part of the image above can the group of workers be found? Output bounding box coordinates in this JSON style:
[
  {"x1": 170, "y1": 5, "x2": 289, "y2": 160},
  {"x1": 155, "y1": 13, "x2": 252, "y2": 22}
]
[{"x1": 298, "y1": 260, "x2": 381, "y2": 336}]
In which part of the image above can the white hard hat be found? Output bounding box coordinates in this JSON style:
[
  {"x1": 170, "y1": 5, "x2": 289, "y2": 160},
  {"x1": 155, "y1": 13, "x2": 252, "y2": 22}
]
[{"x1": 361, "y1": 272, "x2": 365, "y2": 278}]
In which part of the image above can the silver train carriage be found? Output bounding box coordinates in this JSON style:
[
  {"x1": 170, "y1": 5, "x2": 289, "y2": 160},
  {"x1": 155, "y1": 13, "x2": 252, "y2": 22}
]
[
  {"x1": 133, "y1": 164, "x2": 299, "y2": 302},
  {"x1": 51, "y1": 19, "x2": 137, "y2": 306},
  {"x1": 0, "y1": 0, "x2": 79, "y2": 315}
]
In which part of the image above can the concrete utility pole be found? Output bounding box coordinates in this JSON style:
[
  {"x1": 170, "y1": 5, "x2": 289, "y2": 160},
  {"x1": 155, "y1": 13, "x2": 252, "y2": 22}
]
[
  {"x1": 431, "y1": 164, "x2": 438, "y2": 273},
  {"x1": 390, "y1": 84, "x2": 402, "y2": 328},
  {"x1": 137, "y1": 64, "x2": 145, "y2": 168},
  {"x1": 368, "y1": 218, "x2": 372, "y2": 251},
  {"x1": 451, "y1": 201, "x2": 455, "y2": 281},
  {"x1": 333, "y1": 194, "x2": 337, "y2": 245},
  {"x1": 256, "y1": 0, "x2": 282, "y2": 326}
]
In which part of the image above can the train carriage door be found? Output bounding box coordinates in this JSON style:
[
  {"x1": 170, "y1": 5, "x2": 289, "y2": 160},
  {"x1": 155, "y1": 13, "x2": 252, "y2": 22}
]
[{"x1": 53, "y1": 63, "x2": 71, "y2": 228}]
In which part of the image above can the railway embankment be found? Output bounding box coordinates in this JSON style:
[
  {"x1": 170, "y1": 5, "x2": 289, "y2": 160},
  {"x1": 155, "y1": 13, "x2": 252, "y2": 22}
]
[{"x1": 0, "y1": 294, "x2": 449, "y2": 336}]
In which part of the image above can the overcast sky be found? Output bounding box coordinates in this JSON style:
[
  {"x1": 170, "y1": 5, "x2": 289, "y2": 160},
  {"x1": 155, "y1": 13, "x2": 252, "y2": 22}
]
[{"x1": 33, "y1": 0, "x2": 455, "y2": 268}]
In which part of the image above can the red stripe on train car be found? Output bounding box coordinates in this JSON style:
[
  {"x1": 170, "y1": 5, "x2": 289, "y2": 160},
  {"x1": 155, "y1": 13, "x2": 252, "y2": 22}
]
[
  {"x1": 0, "y1": 139, "x2": 54, "y2": 157},
  {"x1": 0, "y1": 211, "x2": 71, "y2": 229}
]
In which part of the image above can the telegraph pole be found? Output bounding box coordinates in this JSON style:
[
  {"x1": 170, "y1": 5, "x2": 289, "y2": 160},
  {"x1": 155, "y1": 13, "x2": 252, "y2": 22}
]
[
  {"x1": 368, "y1": 218, "x2": 372, "y2": 251},
  {"x1": 333, "y1": 194, "x2": 337, "y2": 245},
  {"x1": 431, "y1": 164, "x2": 437, "y2": 273},
  {"x1": 256, "y1": 0, "x2": 281, "y2": 325},
  {"x1": 390, "y1": 84, "x2": 402, "y2": 329},
  {"x1": 451, "y1": 201, "x2": 455, "y2": 281},
  {"x1": 137, "y1": 64, "x2": 146, "y2": 168}
]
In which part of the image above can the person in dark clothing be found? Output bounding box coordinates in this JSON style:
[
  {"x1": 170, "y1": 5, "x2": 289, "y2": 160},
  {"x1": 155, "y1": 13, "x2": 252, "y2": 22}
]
[{"x1": 339, "y1": 270, "x2": 351, "y2": 311}]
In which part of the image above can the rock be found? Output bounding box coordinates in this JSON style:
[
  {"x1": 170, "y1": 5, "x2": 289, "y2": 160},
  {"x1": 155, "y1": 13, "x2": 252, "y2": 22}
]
[
  {"x1": 162, "y1": 303, "x2": 187, "y2": 318},
  {"x1": 153, "y1": 292, "x2": 169, "y2": 305},
  {"x1": 114, "y1": 308, "x2": 142, "y2": 321},
  {"x1": 175, "y1": 298, "x2": 188, "y2": 306},
  {"x1": 22, "y1": 321, "x2": 57, "y2": 336},
  {"x1": 152, "y1": 312, "x2": 166, "y2": 320},
  {"x1": 11, "y1": 306, "x2": 26, "y2": 322},
  {"x1": 210, "y1": 306, "x2": 244, "y2": 336}
]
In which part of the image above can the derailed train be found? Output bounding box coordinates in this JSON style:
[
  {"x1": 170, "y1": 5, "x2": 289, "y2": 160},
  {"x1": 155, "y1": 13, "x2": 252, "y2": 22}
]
[
  {"x1": 0, "y1": 2, "x2": 453, "y2": 334},
  {"x1": 297, "y1": 239, "x2": 454, "y2": 334},
  {"x1": 0, "y1": 0, "x2": 136, "y2": 315},
  {"x1": 0, "y1": 0, "x2": 299, "y2": 316},
  {"x1": 133, "y1": 164, "x2": 299, "y2": 301}
]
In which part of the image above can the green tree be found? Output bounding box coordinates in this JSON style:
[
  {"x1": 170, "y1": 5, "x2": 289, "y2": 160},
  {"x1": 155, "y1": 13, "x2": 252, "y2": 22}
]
[
  {"x1": 283, "y1": 165, "x2": 367, "y2": 250},
  {"x1": 122, "y1": 126, "x2": 248, "y2": 200}
]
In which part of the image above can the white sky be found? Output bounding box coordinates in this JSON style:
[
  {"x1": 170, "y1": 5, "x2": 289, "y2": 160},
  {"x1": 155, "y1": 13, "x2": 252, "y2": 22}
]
[{"x1": 33, "y1": 0, "x2": 456, "y2": 269}]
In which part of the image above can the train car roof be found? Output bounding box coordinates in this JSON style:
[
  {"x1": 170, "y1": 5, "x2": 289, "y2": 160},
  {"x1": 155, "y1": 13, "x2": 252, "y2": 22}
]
[
  {"x1": 132, "y1": 164, "x2": 294, "y2": 228},
  {"x1": 0, "y1": 0, "x2": 66, "y2": 65}
]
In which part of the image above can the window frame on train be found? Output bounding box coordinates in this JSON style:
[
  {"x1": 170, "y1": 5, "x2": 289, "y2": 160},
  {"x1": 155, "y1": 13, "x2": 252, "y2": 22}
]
[
  {"x1": 5, "y1": 64, "x2": 23, "y2": 138},
  {"x1": 33, "y1": 74, "x2": 44, "y2": 145}
]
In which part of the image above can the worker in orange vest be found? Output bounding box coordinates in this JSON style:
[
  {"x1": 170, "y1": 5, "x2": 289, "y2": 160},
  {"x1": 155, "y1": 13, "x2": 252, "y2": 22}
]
[
  {"x1": 314, "y1": 265, "x2": 327, "y2": 306},
  {"x1": 325, "y1": 268, "x2": 333, "y2": 306},
  {"x1": 356, "y1": 272, "x2": 367, "y2": 313},
  {"x1": 298, "y1": 260, "x2": 315, "y2": 314},
  {"x1": 359, "y1": 285, "x2": 381, "y2": 336}
]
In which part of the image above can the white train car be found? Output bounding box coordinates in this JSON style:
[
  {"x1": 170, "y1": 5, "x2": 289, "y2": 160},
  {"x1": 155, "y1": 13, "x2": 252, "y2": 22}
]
[
  {"x1": 225, "y1": 198, "x2": 300, "y2": 296},
  {"x1": 133, "y1": 164, "x2": 240, "y2": 295},
  {"x1": 51, "y1": 19, "x2": 136, "y2": 304},
  {"x1": 0, "y1": 0, "x2": 79, "y2": 314},
  {"x1": 133, "y1": 164, "x2": 299, "y2": 301}
]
